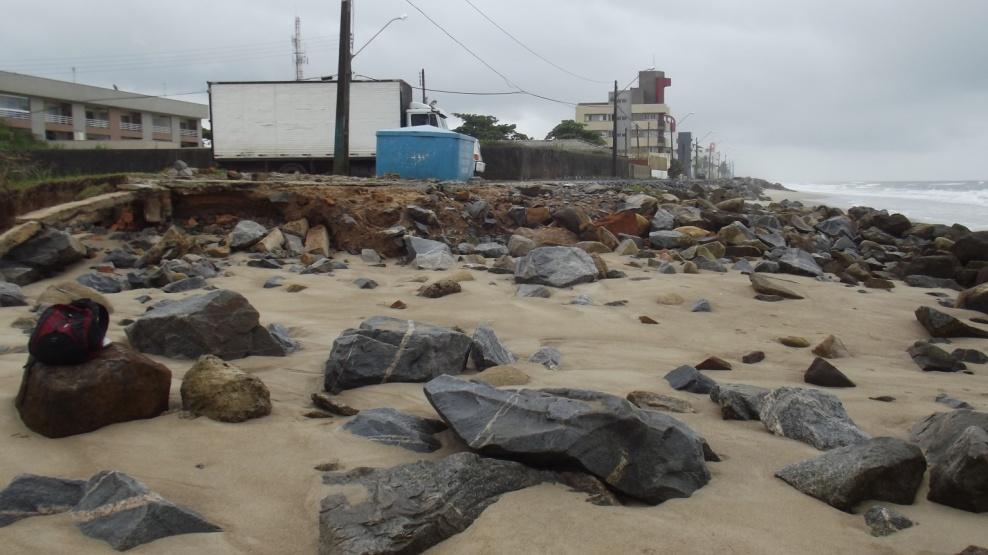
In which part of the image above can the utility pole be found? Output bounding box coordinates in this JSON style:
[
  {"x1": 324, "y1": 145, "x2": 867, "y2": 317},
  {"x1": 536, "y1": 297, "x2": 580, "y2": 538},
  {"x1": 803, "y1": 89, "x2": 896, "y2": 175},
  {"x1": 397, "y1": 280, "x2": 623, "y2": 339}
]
[
  {"x1": 611, "y1": 80, "x2": 618, "y2": 177},
  {"x1": 635, "y1": 124, "x2": 641, "y2": 157},
  {"x1": 293, "y1": 16, "x2": 307, "y2": 81},
  {"x1": 419, "y1": 68, "x2": 427, "y2": 103},
  {"x1": 333, "y1": 0, "x2": 352, "y2": 175}
]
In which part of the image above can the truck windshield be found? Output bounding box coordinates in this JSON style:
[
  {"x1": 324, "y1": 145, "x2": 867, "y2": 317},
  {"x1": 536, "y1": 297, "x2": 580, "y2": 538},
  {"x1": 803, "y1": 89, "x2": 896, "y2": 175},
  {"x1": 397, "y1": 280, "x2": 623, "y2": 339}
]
[{"x1": 411, "y1": 114, "x2": 429, "y2": 126}]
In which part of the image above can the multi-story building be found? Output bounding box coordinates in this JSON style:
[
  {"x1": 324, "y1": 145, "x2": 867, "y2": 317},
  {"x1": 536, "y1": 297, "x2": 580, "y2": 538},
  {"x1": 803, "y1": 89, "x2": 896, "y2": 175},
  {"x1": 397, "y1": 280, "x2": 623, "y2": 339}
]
[
  {"x1": 0, "y1": 71, "x2": 208, "y2": 148},
  {"x1": 575, "y1": 70, "x2": 672, "y2": 168}
]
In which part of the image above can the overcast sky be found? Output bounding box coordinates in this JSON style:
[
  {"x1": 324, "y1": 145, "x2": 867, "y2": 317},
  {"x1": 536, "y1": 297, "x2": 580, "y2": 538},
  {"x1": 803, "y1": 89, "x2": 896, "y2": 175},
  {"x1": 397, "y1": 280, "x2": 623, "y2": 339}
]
[{"x1": 2, "y1": 0, "x2": 986, "y2": 182}]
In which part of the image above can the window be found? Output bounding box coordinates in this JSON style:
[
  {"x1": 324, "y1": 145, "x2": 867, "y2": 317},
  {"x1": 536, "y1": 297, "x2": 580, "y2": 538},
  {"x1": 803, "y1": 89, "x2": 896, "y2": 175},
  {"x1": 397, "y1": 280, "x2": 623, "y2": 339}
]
[
  {"x1": 584, "y1": 113, "x2": 611, "y2": 122},
  {"x1": 153, "y1": 115, "x2": 171, "y2": 128},
  {"x1": 85, "y1": 133, "x2": 110, "y2": 141},
  {"x1": 632, "y1": 113, "x2": 662, "y2": 121},
  {"x1": 410, "y1": 114, "x2": 429, "y2": 126},
  {"x1": 179, "y1": 118, "x2": 197, "y2": 131},
  {"x1": 0, "y1": 93, "x2": 29, "y2": 114},
  {"x1": 120, "y1": 112, "x2": 141, "y2": 125}
]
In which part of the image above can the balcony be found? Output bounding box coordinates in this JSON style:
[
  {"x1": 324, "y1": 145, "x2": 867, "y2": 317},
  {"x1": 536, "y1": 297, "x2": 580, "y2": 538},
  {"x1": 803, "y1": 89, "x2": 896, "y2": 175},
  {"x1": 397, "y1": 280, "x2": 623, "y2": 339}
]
[
  {"x1": 179, "y1": 128, "x2": 197, "y2": 138},
  {"x1": 86, "y1": 119, "x2": 110, "y2": 128},
  {"x1": 120, "y1": 122, "x2": 142, "y2": 132},
  {"x1": 0, "y1": 108, "x2": 29, "y2": 120},
  {"x1": 44, "y1": 113, "x2": 72, "y2": 125},
  {"x1": 152, "y1": 125, "x2": 171, "y2": 134}
]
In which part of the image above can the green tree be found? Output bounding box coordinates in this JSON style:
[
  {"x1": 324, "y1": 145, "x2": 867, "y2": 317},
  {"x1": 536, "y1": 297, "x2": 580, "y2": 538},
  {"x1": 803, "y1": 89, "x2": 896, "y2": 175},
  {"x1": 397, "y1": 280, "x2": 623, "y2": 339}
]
[
  {"x1": 544, "y1": 119, "x2": 606, "y2": 146},
  {"x1": 668, "y1": 158, "x2": 683, "y2": 179},
  {"x1": 453, "y1": 113, "x2": 530, "y2": 141}
]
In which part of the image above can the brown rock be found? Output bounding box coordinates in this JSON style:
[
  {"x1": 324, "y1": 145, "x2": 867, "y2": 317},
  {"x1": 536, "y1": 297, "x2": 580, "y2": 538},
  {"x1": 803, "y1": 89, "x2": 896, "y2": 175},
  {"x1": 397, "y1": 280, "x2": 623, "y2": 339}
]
[
  {"x1": 526, "y1": 207, "x2": 551, "y2": 227},
  {"x1": 390, "y1": 300, "x2": 407, "y2": 309},
  {"x1": 676, "y1": 226, "x2": 714, "y2": 239},
  {"x1": 181, "y1": 355, "x2": 271, "y2": 422},
  {"x1": 696, "y1": 356, "x2": 732, "y2": 371},
  {"x1": 639, "y1": 315, "x2": 658, "y2": 324},
  {"x1": 593, "y1": 211, "x2": 648, "y2": 237},
  {"x1": 138, "y1": 226, "x2": 195, "y2": 267},
  {"x1": 626, "y1": 390, "x2": 694, "y2": 413},
  {"x1": 514, "y1": 227, "x2": 580, "y2": 247},
  {"x1": 865, "y1": 277, "x2": 895, "y2": 290},
  {"x1": 0, "y1": 221, "x2": 42, "y2": 258},
  {"x1": 656, "y1": 293, "x2": 685, "y2": 305},
  {"x1": 304, "y1": 225, "x2": 331, "y2": 257},
  {"x1": 418, "y1": 279, "x2": 462, "y2": 299},
  {"x1": 715, "y1": 198, "x2": 744, "y2": 212},
  {"x1": 36, "y1": 281, "x2": 114, "y2": 313},
  {"x1": 447, "y1": 270, "x2": 475, "y2": 283},
  {"x1": 742, "y1": 351, "x2": 765, "y2": 364},
  {"x1": 283, "y1": 218, "x2": 310, "y2": 238},
  {"x1": 812, "y1": 335, "x2": 851, "y2": 359},
  {"x1": 474, "y1": 364, "x2": 534, "y2": 387},
  {"x1": 312, "y1": 392, "x2": 359, "y2": 416},
  {"x1": 957, "y1": 283, "x2": 988, "y2": 315},
  {"x1": 253, "y1": 228, "x2": 285, "y2": 254},
  {"x1": 590, "y1": 253, "x2": 609, "y2": 278},
  {"x1": 15, "y1": 343, "x2": 171, "y2": 438},
  {"x1": 749, "y1": 274, "x2": 803, "y2": 299},
  {"x1": 286, "y1": 284, "x2": 308, "y2": 293},
  {"x1": 575, "y1": 241, "x2": 612, "y2": 254},
  {"x1": 683, "y1": 261, "x2": 699, "y2": 274},
  {"x1": 804, "y1": 357, "x2": 856, "y2": 388},
  {"x1": 779, "y1": 336, "x2": 811, "y2": 348}
]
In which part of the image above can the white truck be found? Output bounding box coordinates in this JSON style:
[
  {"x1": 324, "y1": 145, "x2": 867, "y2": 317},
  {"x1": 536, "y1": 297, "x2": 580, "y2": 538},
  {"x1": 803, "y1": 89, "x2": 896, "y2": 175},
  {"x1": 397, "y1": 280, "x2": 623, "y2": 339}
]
[{"x1": 208, "y1": 79, "x2": 450, "y2": 175}]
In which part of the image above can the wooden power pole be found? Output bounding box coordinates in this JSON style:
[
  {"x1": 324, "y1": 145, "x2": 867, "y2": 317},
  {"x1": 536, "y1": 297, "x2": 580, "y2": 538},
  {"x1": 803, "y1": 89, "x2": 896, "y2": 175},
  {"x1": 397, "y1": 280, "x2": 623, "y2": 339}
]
[{"x1": 333, "y1": 0, "x2": 352, "y2": 175}]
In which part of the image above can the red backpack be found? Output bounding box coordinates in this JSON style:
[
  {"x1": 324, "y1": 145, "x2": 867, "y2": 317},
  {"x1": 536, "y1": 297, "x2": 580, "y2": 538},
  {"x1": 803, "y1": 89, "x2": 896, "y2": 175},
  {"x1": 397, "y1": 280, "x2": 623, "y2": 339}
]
[{"x1": 28, "y1": 299, "x2": 110, "y2": 366}]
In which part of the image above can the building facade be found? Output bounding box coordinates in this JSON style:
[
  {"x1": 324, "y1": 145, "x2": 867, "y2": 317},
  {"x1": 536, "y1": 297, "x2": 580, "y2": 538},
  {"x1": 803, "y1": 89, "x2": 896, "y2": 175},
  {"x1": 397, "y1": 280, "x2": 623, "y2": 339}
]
[
  {"x1": 575, "y1": 70, "x2": 672, "y2": 168},
  {"x1": 0, "y1": 71, "x2": 208, "y2": 148}
]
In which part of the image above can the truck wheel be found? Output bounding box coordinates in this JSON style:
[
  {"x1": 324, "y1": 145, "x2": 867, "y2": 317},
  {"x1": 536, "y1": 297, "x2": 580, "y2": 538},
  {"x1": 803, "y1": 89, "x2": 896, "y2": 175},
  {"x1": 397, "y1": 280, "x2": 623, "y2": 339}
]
[{"x1": 278, "y1": 163, "x2": 307, "y2": 174}]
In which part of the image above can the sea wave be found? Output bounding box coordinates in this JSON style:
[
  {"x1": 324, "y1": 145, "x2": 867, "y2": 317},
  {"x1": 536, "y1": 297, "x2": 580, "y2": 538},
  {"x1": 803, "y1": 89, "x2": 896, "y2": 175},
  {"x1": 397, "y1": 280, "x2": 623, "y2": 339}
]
[{"x1": 786, "y1": 181, "x2": 988, "y2": 208}]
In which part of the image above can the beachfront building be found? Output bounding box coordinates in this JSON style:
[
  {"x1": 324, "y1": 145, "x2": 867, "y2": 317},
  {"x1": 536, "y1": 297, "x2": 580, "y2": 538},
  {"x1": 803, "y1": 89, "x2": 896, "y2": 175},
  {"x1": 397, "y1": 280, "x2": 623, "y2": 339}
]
[
  {"x1": 0, "y1": 71, "x2": 208, "y2": 149},
  {"x1": 575, "y1": 69, "x2": 672, "y2": 169}
]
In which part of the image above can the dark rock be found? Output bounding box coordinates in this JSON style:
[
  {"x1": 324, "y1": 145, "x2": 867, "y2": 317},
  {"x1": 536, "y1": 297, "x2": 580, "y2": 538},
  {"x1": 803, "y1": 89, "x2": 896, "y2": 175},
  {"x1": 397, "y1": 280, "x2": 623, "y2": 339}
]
[
  {"x1": 905, "y1": 274, "x2": 962, "y2": 290},
  {"x1": 864, "y1": 506, "x2": 914, "y2": 536},
  {"x1": 514, "y1": 246, "x2": 599, "y2": 288},
  {"x1": 343, "y1": 408, "x2": 447, "y2": 453},
  {"x1": 915, "y1": 306, "x2": 988, "y2": 338},
  {"x1": 742, "y1": 351, "x2": 765, "y2": 364},
  {"x1": 471, "y1": 324, "x2": 515, "y2": 370},
  {"x1": 423, "y1": 375, "x2": 711, "y2": 504},
  {"x1": 318, "y1": 453, "x2": 558, "y2": 555},
  {"x1": 910, "y1": 410, "x2": 988, "y2": 464},
  {"x1": 755, "y1": 294, "x2": 785, "y2": 302},
  {"x1": 927, "y1": 425, "x2": 988, "y2": 512},
  {"x1": 753, "y1": 260, "x2": 780, "y2": 273},
  {"x1": 957, "y1": 283, "x2": 988, "y2": 314},
  {"x1": 694, "y1": 257, "x2": 727, "y2": 272},
  {"x1": 229, "y1": 220, "x2": 268, "y2": 250},
  {"x1": 266, "y1": 322, "x2": 300, "y2": 354},
  {"x1": 804, "y1": 357, "x2": 856, "y2": 388},
  {"x1": 626, "y1": 390, "x2": 694, "y2": 413},
  {"x1": 760, "y1": 387, "x2": 870, "y2": 450},
  {"x1": 665, "y1": 365, "x2": 717, "y2": 394},
  {"x1": 73, "y1": 470, "x2": 220, "y2": 551},
  {"x1": 516, "y1": 284, "x2": 552, "y2": 298},
  {"x1": 649, "y1": 230, "x2": 693, "y2": 250},
  {"x1": 0, "y1": 474, "x2": 86, "y2": 527},
  {"x1": 125, "y1": 289, "x2": 287, "y2": 360},
  {"x1": 102, "y1": 249, "x2": 139, "y2": 269},
  {"x1": 161, "y1": 276, "x2": 206, "y2": 293},
  {"x1": 528, "y1": 346, "x2": 561, "y2": 369},
  {"x1": 749, "y1": 273, "x2": 803, "y2": 299},
  {"x1": 903, "y1": 255, "x2": 961, "y2": 279},
  {"x1": 870, "y1": 396, "x2": 896, "y2": 402},
  {"x1": 15, "y1": 343, "x2": 171, "y2": 438},
  {"x1": 311, "y1": 392, "x2": 359, "y2": 416},
  {"x1": 691, "y1": 298, "x2": 712, "y2": 312},
  {"x1": 650, "y1": 208, "x2": 675, "y2": 231},
  {"x1": 0, "y1": 260, "x2": 42, "y2": 285},
  {"x1": 5, "y1": 228, "x2": 86, "y2": 278},
  {"x1": 696, "y1": 356, "x2": 732, "y2": 370},
  {"x1": 76, "y1": 272, "x2": 125, "y2": 294},
  {"x1": 418, "y1": 279, "x2": 461, "y2": 299},
  {"x1": 775, "y1": 437, "x2": 926, "y2": 512},
  {"x1": 953, "y1": 348, "x2": 988, "y2": 364},
  {"x1": 709, "y1": 383, "x2": 769, "y2": 420},
  {"x1": 475, "y1": 242, "x2": 508, "y2": 258},
  {"x1": 815, "y1": 215, "x2": 857, "y2": 239},
  {"x1": 952, "y1": 231, "x2": 988, "y2": 264},
  {"x1": 262, "y1": 276, "x2": 283, "y2": 289},
  {"x1": 936, "y1": 393, "x2": 973, "y2": 410},
  {"x1": 0, "y1": 281, "x2": 28, "y2": 307},
  {"x1": 323, "y1": 316, "x2": 471, "y2": 393},
  {"x1": 776, "y1": 248, "x2": 824, "y2": 277},
  {"x1": 908, "y1": 341, "x2": 967, "y2": 372},
  {"x1": 353, "y1": 278, "x2": 378, "y2": 289},
  {"x1": 732, "y1": 259, "x2": 755, "y2": 274},
  {"x1": 247, "y1": 258, "x2": 282, "y2": 270}
]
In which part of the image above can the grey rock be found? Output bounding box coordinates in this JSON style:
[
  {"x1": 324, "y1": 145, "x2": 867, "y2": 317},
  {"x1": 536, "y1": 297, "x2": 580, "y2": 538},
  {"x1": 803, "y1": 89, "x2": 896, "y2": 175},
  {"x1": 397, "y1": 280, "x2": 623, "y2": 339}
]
[
  {"x1": 77, "y1": 272, "x2": 125, "y2": 294},
  {"x1": 423, "y1": 375, "x2": 711, "y2": 504},
  {"x1": 760, "y1": 387, "x2": 870, "y2": 450},
  {"x1": 102, "y1": 250, "x2": 139, "y2": 269},
  {"x1": 569, "y1": 294, "x2": 593, "y2": 305},
  {"x1": 5, "y1": 228, "x2": 86, "y2": 278},
  {"x1": 343, "y1": 407, "x2": 447, "y2": 453},
  {"x1": 248, "y1": 258, "x2": 282, "y2": 270},
  {"x1": 404, "y1": 236, "x2": 453, "y2": 270},
  {"x1": 283, "y1": 233, "x2": 304, "y2": 256},
  {"x1": 654, "y1": 261, "x2": 677, "y2": 274},
  {"x1": 691, "y1": 298, "x2": 712, "y2": 312},
  {"x1": 710, "y1": 383, "x2": 769, "y2": 420},
  {"x1": 125, "y1": 289, "x2": 286, "y2": 360},
  {"x1": 360, "y1": 249, "x2": 382, "y2": 264},
  {"x1": 908, "y1": 341, "x2": 967, "y2": 372},
  {"x1": 267, "y1": 323, "x2": 301, "y2": 354},
  {"x1": 514, "y1": 246, "x2": 599, "y2": 288},
  {"x1": 910, "y1": 410, "x2": 988, "y2": 464},
  {"x1": 649, "y1": 230, "x2": 691, "y2": 250},
  {"x1": 936, "y1": 393, "x2": 974, "y2": 410},
  {"x1": 229, "y1": 220, "x2": 268, "y2": 250},
  {"x1": 754, "y1": 260, "x2": 780, "y2": 273},
  {"x1": 516, "y1": 284, "x2": 552, "y2": 298},
  {"x1": 650, "y1": 208, "x2": 675, "y2": 231},
  {"x1": 318, "y1": 453, "x2": 556, "y2": 555},
  {"x1": 0, "y1": 281, "x2": 28, "y2": 307},
  {"x1": 0, "y1": 474, "x2": 86, "y2": 527},
  {"x1": 529, "y1": 346, "x2": 562, "y2": 369},
  {"x1": 0, "y1": 260, "x2": 42, "y2": 285},
  {"x1": 776, "y1": 248, "x2": 824, "y2": 277},
  {"x1": 953, "y1": 348, "x2": 988, "y2": 364},
  {"x1": 470, "y1": 324, "x2": 516, "y2": 370},
  {"x1": 475, "y1": 242, "x2": 508, "y2": 258},
  {"x1": 665, "y1": 365, "x2": 717, "y2": 394},
  {"x1": 353, "y1": 278, "x2": 378, "y2": 289},
  {"x1": 263, "y1": 276, "x2": 283, "y2": 289},
  {"x1": 694, "y1": 258, "x2": 727, "y2": 272},
  {"x1": 864, "y1": 506, "x2": 914, "y2": 536},
  {"x1": 732, "y1": 259, "x2": 755, "y2": 274},
  {"x1": 72, "y1": 470, "x2": 220, "y2": 551},
  {"x1": 927, "y1": 425, "x2": 988, "y2": 512},
  {"x1": 508, "y1": 234, "x2": 536, "y2": 257},
  {"x1": 161, "y1": 276, "x2": 206, "y2": 293},
  {"x1": 756, "y1": 230, "x2": 787, "y2": 249},
  {"x1": 775, "y1": 437, "x2": 926, "y2": 512},
  {"x1": 915, "y1": 306, "x2": 988, "y2": 339},
  {"x1": 905, "y1": 274, "x2": 962, "y2": 290},
  {"x1": 815, "y1": 215, "x2": 858, "y2": 239},
  {"x1": 301, "y1": 258, "x2": 336, "y2": 275},
  {"x1": 323, "y1": 316, "x2": 471, "y2": 393}
]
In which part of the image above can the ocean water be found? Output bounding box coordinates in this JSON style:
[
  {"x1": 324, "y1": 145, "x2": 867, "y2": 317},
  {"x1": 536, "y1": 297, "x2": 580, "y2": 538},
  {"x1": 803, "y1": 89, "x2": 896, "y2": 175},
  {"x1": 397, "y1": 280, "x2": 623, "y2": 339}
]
[{"x1": 784, "y1": 181, "x2": 988, "y2": 231}]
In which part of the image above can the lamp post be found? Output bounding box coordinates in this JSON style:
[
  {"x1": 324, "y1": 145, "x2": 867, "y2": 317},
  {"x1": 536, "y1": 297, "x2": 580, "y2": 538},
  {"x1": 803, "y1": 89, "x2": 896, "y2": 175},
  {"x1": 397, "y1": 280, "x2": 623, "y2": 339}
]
[{"x1": 352, "y1": 14, "x2": 408, "y2": 60}]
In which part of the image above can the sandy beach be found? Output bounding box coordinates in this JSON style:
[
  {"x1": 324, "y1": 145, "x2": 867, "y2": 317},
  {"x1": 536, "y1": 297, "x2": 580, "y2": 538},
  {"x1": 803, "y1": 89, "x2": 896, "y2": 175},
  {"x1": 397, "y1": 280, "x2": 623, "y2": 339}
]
[{"x1": 2, "y1": 230, "x2": 987, "y2": 554}]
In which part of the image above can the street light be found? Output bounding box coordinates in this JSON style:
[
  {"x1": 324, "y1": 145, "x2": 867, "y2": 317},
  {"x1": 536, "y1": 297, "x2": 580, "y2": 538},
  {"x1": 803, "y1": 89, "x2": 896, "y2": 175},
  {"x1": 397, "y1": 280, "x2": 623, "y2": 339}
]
[{"x1": 352, "y1": 15, "x2": 408, "y2": 59}]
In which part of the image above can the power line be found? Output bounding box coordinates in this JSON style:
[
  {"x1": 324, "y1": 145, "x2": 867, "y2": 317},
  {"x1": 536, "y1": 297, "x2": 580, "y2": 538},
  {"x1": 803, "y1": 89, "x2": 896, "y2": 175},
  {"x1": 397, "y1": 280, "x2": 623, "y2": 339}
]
[{"x1": 461, "y1": 0, "x2": 608, "y2": 84}]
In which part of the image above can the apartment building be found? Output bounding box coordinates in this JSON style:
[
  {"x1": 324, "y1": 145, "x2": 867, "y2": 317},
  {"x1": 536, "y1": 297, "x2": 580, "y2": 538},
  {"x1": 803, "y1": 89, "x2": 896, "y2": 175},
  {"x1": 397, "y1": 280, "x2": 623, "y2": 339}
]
[
  {"x1": 575, "y1": 70, "x2": 672, "y2": 169},
  {"x1": 0, "y1": 71, "x2": 208, "y2": 148}
]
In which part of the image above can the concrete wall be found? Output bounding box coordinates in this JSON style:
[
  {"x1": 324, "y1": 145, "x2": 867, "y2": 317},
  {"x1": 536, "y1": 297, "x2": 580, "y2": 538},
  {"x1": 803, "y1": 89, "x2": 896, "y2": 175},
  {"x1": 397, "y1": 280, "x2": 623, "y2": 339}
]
[
  {"x1": 26, "y1": 148, "x2": 214, "y2": 176},
  {"x1": 480, "y1": 143, "x2": 628, "y2": 180}
]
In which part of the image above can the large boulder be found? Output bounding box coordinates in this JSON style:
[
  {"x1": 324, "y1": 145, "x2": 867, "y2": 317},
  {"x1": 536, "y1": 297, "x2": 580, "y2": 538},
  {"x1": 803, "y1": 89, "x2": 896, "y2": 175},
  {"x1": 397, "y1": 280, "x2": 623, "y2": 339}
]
[
  {"x1": 915, "y1": 306, "x2": 988, "y2": 339},
  {"x1": 910, "y1": 410, "x2": 988, "y2": 464},
  {"x1": 514, "y1": 246, "x2": 599, "y2": 288},
  {"x1": 902, "y1": 255, "x2": 961, "y2": 279},
  {"x1": 424, "y1": 375, "x2": 711, "y2": 504},
  {"x1": 404, "y1": 235, "x2": 454, "y2": 270},
  {"x1": 804, "y1": 357, "x2": 856, "y2": 388},
  {"x1": 775, "y1": 437, "x2": 927, "y2": 512},
  {"x1": 0, "y1": 221, "x2": 42, "y2": 259},
  {"x1": 0, "y1": 474, "x2": 86, "y2": 527},
  {"x1": 229, "y1": 220, "x2": 268, "y2": 250},
  {"x1": 180, "y1": 355, "x2": 271, "y2": 422},
  {"x1": 0, "y1": 281, "x2": 28, "y2": 307},
  {"x1": 470, "y1": 324, "x2": 516, "y2": 370},
  {"x1": 815, "y1": 215, "x2": 857, "y2": 239},
  {"x1": 125, "y1": 289, "x2": 287, "y2": 360},
  {"x1": 760, "y1": 387, "x2": 870, "y2": 450},
  {"x1": 952, "y1": 231, "x2": 988, "y2": 264},
  {"x1": 709, "y1": 383, "x2": 769, "y2": 420},
  {"x1": 775, "y1": 248, "x2": 824, "y2": 277},
  {"x1": 649, "y1": 230, "x2": 694, "y2": 250},
  {"x1": 319, "y1": 453, "x2": 561, "y2": 554},
  {"x1": 908, "y1": 341, "x2": 967, "y2": 372},
  {"x1": 957, "y1": 283, "x2": 988, "y2": 314},
  {"x1": 3, "y1": 227, "x2": 86, "y2": 280},
  {"x1": 72, "y1": 470, "x2": 220, "y2": 551},
  {"x1": 749, "y1": 273, "x2": 803, "y2": 299},
  {"x1": 15, "y1": 343, "x2": 171, "y2": 438},
  {"x1": 323, "y1": 316, "x2": 471, "y2": 393},
  {"x1": 342, "y1": 408, "x2": 447, "y2": 453},
  {"x1": 927, "y1": 426, "x2": 988, "y2": 513},
  {"x1": 665, "y1": 365, "x2": 717, "y2": 394}
]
